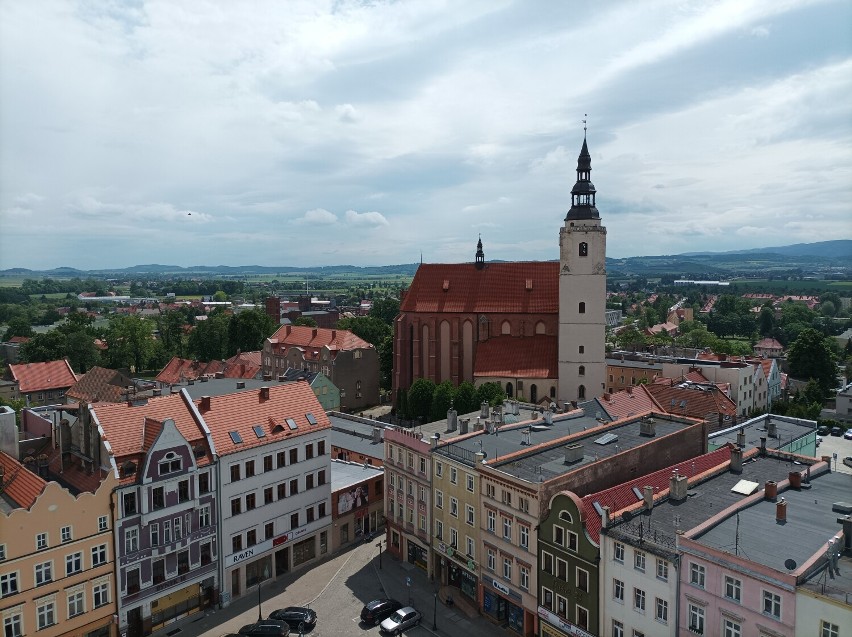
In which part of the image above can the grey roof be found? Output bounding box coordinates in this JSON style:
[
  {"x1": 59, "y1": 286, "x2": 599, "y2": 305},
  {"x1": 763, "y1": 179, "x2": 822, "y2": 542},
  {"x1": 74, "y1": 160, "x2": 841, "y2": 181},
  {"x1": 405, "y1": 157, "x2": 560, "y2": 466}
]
[
  {"x1": 798, "y1": 552, "x2": 852, "y2": 602},
  {"x1": 607, "y1": 453, "x2": 817, "y2": 555},
  {"x1": 606, "y1": 357, "x2": 664, "y2": 371},
  {"x1": 435, "y1": 410, "x2": 690, "y2": 482},
  {"x1": 696, "y1": 469, "x2": 852, "y2": 576},
  {"x1": 177, "y1": 377, "x2": 291, "y2": 399},
  {"x1": 330, "y1": 459, "x2": 383, "y2": 492},
  {"x1": 709, "y1": 414, "x2": 816, "y2": 451},
  {"x1": 328, "y1": 413, "x2": 386, "y2": 461}
]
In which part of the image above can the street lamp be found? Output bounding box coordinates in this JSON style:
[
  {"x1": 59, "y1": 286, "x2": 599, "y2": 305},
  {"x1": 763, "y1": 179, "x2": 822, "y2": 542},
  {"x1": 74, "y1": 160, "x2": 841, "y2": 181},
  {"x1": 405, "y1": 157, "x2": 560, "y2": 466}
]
[
  {"x1": 432, "y1": 591, "x2": 438, "y2": 630},
  {"x1": 257, "y1": 563, "x2": 270, "y2": 621},
  {"x1": 376, "y1": 541, "x2": 382, "y2": 569}
]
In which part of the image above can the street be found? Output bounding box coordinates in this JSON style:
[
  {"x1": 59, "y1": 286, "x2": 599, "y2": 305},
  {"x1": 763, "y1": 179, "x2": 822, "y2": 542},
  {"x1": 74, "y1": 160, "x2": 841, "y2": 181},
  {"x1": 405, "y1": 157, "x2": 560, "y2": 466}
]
[{"x1": 160, "y1": 536, "x2": 496, "y2": 637}]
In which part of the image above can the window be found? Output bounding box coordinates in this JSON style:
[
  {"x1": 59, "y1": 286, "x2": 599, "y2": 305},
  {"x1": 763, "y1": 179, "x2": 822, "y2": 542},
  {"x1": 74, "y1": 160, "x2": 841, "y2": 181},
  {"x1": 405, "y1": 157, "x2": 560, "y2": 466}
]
[
  {"x1": 278, "y1": 483, "x2": 286, "y2": 500},
  {"x1": 407, "y1": 452, "x2": 413, "y2": 468},
  {"x1": 264, "y1": 486, "x2": 274, "y2": 505},
  {"x1": 198, "y1": 472, "x2": 210, "y2": 494},
  {"x1": 633, "y1": 588, "x2": 645, "y2": 613},
  {"x1": 418, "y1": 514, "x2": 426, "y2": 531},
  {"x1": 68, "y1": 590, "x2": 85, "y2": 617},
  {"x1": 150, "y1": 523, "x2": 159, "y2": 546},
  {"x1": 318, "y1": 440, "x2": 326, "y2": 456},
  {"x1": 230, "y1": 464, "x2": 240, "y2": 482},
  {"x1": 487, "y1": 549, "x2": 496, "y2": 571},
  {"x1": 634, "y1": 550, "x2": 646, "y2": 572},
  {"x1": 418, "y1": 486, "x2": 426, "y2": 502},
  {"x1": 93, "y1": 582, "x2": 109, "y2": 607},
  {"x1": 152, "y1": 486, "x2": 165, "y2": 509},
  {"x1": 159, "y1": 454, "x2": 181, "y2": 474},
  {"x1": 520, "y1": 565, "x2": 529, "y2": 590},
  {"x1": 450, "y1": 528, "x2": 458, "y2": 549},
  {"x1": 318, "y1": 469, "x2": 326, "y2": 485},
  {"x1": 35, "y1": 561, "x2": 52, "y2": 586},
  {"x1": 98, "y1": 516, "x2": 108, "y2": 531},
  {"x1": 501, "y1": 489, "x2": 512, "y2": 506},
  {"x1": 153, "y1": 559, "x2": 166, "y2": 584},
  {"x1": 450, "y1": 467, "x2": 457, "y2": 484},
  {"x1": 466, "y1": 474, "x2": 474, "y2": 492},
  {"x1": 305, "y1": 443, "x2": 314, "y2": 460},
  {"x1": 291, "y1": 512, "x2": 299, "y2": 529},
  {"x1": 3, "y1": 613, "x2": 22, "y2": 637},
  {"x1": 487, "y1": 509, "x2": 495, "y2": 532},
  {"x1": 557, "y1": 594, "x2": 567, "y2": 618},
  {"x1": 723, "y1": 619, "x2": 741, "y2": 637},
  {"x1": 503, "y1": 517, "x2": 512, "y2": 540},
  {"x1": 178, "y1": 550, "x2": 189, "y2": 575},
  {"x1": 466, "y1": 505, "x2": 475, "y2": 526},
  {"x1": 577, "y1": 568, "x2": 589, "y2": 592},
  {"x1": 435, "y1": 520, "x2": 443, "y2": 540},
  {"x1": 163, "y1": 520, "x2": 171, "y2": 543},
  {"x1": 290, "y1": 478, "x2": 299, "y2": 495},
  {"x1": 822, "y1": 621, "x2": 840, "y2": 637},
  {"x1": 567, "y1": 531, "x2": 578, "y2": 551},
  {"x1": 247, "y1": 529, "x2": 257, "y2": 547},
  {"x1": 656, "y1": 558, "x2": 668, "y2": 581},
  {"x1": 36, "y1": 532, "x2": 48, "y2": 550},
  {"x1": 66, "y1": 552, "x2": 82, "y2": 575},
  {"x1": 174, "y1": 516, "x2": 183, "y2": 540},
  {"x1": 579, "y1": 345, "x2": 585, "y2": 354},
  {"x1": 688, "y1": 604, "x2": 704, "y2": 634},
  {"x1": 579, "y1": 302, "x2": 586, "y2": 314},
  {"x1": 435, "y1": 491, "x2": 443, "y2": 509},
  {"x1": 579, "y1": 365, "x2": 585, "y2": 376},
  {"x1": 725, "y1": 575, "x2": 741, "y2": 602},
  {"x1": 0, "y1": 572, "x2": 19, "y2": 597},
  {"x1": 245, "y1": 460, "x2": 255, "y2": 477},
  {"x1": 762, "y1": 590, "x2": 781, "y2": 619},
  {"x1": 231, "y1": 498, "x2": 241, "y2": 516},
  {"x1": 263, "y1": 454, "x2": 273, "y2": 472},
  {"x1": 502, "y1": 557, "x2": 512, "y2": 580},
  {"x1": 178, "y1": 479, "x2": 190, "y2": 502},
  {"x1": 92, "y1": 544, "x2": 107, "y2": 567},
  {"x1": 614, "y1": 542, "x2": 624, "y2": 562},
  {"x1": 542, "y1": 551, "x2": 553, "y2": 574},
  {"x1": 125, "y1": 528, "x2": 139, "y2": 553},
  {"x1": 419, "y1": 457, "x2": 426, "y2": 473},
  {"x1": 435, "y1": 462, "x2": 443, "y2": 477},
  {"x1": 655, "y1": 598, "x2": 668, "y2": 623},
  {"x1": 265, "y1": 523, "x2": 274, "y2": 540},
  {"x1": 486, "y1": 484, "x2": 495, "y2": 498},
  {"x1": 61, "y1": 526, "x2": 72, "y2": 542},
  {"x1": 576, "y1": 606, "x2": 588, "y2": 630},
  {"x1": 542, "y1": 587, "x2": 554, "y2": 611},
  {"x1": 613, "y1": 578, "x2": 624, "y2": 602},
  {"x1": 632, "y1": 631, "x2": 645, "y2": 637},
  {"x1": 519, "y1": 525, "x2": 529, "y2": 549},
  {"x1": 690, "y1": 563, "x2": 705, "y2": 588},
  {"x1": 466, "y1": 537, "x2": 475, "y2": 558},
  {"x1": 612, "y1": 620, "x2": 624, "y2": 637},
  {"x1": 556, "y1": 558, "x2": 567, "y2": 581},
  {"x1": 305, "y1": 474, "x2": 314, "y2": 490},
  {"x1": 232, "y1": 535, "x2": 242, "y2": 552},
  {"x1": 450, "y1": 498, "x2": 458, "y2": 517},
  {"x1": 37, "y1": 601, "x2": 55, "y2": 629}
]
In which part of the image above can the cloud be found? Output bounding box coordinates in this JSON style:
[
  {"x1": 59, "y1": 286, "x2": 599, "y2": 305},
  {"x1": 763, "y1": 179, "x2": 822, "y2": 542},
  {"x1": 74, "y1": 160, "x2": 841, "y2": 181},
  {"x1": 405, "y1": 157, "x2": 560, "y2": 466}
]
[
  {"x1": 336, "y1": 103, "x2": 359, "y2": 123},
  {"x1": 295, "y1": 208, "x2": 338, "y2": 225},
  {"x1": 345, "y1": 209, "x2": 389, "y2": 227}
]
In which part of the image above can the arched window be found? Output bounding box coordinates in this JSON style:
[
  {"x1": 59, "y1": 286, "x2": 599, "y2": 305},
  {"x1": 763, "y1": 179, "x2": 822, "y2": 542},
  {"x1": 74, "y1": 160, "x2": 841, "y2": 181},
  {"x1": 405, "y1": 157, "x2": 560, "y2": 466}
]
[
  {"x1": 578, "y1": 385, "x2": 586, "y2": 400},
  {"x1": 579, "y1": 242, "x2": 588, "y2": 257},
  {"x1": 579, "y1": 302, "x2": 586, "y2": 314},
  {"x1": 579, "y1": 366, "x2": 585, "y2": 376},
  {"x1": 530, "y1": 384, "x2": 538, "y2": 404},
  {"x1": 506, "y1": 382, "x2": 514, "y2": 398},
  {"x1": 535, "y1": 321, "x2": 546, "y2": 335},
  {"x1": 501, "y1": 321, "x2": 511, "y2": 335},
  {"x1": 550, "y1": 386, "x2": 556, "y2": 398},
  {"x1": 559, "y1": 510, "x2": 573, "y2": 523}
]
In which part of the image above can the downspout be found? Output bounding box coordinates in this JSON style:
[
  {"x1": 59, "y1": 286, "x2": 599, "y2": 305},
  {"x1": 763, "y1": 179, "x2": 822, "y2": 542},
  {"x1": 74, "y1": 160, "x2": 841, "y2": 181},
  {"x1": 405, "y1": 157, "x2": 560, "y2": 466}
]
[{"x1": 674, "y1": 552, "x2": 681, "y2": 637}]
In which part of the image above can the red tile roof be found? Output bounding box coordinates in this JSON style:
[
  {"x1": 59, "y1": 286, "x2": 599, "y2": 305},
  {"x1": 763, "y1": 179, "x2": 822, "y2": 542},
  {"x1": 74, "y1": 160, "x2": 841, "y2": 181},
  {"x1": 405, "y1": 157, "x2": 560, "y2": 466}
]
[
  {"x1": 226, "y1": 351, "x2": 263, "y2": 368},
  {"x1": 400, "y1": 262, "x2": 559, "y2": 314},
  {"x1": 0, "y1": 451, "x2": 48, "y2": 510},
  {"x1": 598, "y1": 385, "x2": 663, "y2": 420},
  {"x1": 646, "y1": 383, "x2": 737, "y2": 420},
  {"x1": 9, "y1": 359, "x2": 78, "y2": 393},
  {"x1": 66, "y1": 366, "x2": 135, "y2": 403},
  {"x1": 155, "y1": 357, "x2": 227, "y2": 385},
  {"x1": 754, "y1": 338, "x2": 783, "y2": 351},
  {"x1": 8, "y1": 336, "x2": 30, "y2": 344},
  {"x1": 197, "y1": 382, "x2": 330, "y2": 456},
  {"x1": 580, "y1": 446, "x2": 735, "y2": 542},
  {"x1": 267, "y1": 325, "x2": 372, "y2": 353},
  {"x1": 473, "y1": 335, "x2": 557, "y2": 379}
]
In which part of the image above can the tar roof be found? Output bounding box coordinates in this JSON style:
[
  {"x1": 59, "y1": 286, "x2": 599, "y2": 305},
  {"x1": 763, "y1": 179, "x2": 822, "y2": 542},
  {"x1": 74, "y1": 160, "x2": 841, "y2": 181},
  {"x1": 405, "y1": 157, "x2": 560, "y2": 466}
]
[
  {"x1": 328, "y1": 414, "x2": 386, "y2": 461},
  {"x1": 695, "y1": 468, "x2": 851, "y2": 575},
  {"x1": 330, "y1": 459, "x2": 384, "y2": 491},
  {"x1": 709, "y1": 413, "x2": 816, "y2": 451},
  {"x1": 178, "y1": 377, "x2": 291, "y2": 399}
]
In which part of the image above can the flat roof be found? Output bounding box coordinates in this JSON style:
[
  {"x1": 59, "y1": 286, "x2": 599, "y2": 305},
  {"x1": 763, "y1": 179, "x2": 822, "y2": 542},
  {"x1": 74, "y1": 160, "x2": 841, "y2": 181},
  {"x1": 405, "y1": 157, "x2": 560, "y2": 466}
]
[
  {"x1": 330, "y1": 459, "x2": 384, "y2": 492},
  {"x1": 606, "y1": 358, "x2": 664, "y2": 370},
  {"x1": 607, "y1": 453, "x2": 816, "y2": 553},
  {"x1": 798, "y1": 553, "x2": 852, "y2": 602},
  {"x1": 695, "y1": 469, "x2": 851, "y2": 575},
  {"x1": 177, "y1": 377, "x2": 290, "y2": 399},
  {"x1": 709, "y1": 414, "x2": 816, "y2": 450}
]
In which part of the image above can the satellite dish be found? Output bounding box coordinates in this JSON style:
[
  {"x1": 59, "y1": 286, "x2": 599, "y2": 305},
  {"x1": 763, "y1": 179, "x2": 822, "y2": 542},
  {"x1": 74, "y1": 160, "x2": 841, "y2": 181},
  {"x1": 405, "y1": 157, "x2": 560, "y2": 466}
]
[
  {"x1": 784, "y1": 558, "x2": 797, "y2": 570},
  {"x1": 622, "y1": 510, "x2": 634, "y2": 523}
]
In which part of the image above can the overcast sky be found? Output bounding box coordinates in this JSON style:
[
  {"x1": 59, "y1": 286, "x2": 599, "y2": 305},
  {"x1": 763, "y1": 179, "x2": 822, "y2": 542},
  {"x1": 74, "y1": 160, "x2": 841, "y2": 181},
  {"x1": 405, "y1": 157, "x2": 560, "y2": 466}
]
[{"x1": 1, "y1": 0, "x2": 850, "y2": 270}]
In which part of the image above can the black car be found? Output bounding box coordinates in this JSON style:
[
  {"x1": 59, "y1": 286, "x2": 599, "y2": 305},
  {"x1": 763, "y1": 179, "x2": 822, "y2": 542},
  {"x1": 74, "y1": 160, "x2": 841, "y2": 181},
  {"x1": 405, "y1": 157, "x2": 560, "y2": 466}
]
[
  {"x1": 818, "y1": 425, "x2": 830, "y2": 435},
  {"x1": 360, "y1": 599, "x2": 403, "y2": 626},
  {"x1": 238, "y1": 620, "x2": 290, "y2": 637},
  {"x1": 268, "y1": 607, "x2": 317, "y2": 633},
  {"x1": 831, "y1": 426, "x2": 843, "y2": 436}
]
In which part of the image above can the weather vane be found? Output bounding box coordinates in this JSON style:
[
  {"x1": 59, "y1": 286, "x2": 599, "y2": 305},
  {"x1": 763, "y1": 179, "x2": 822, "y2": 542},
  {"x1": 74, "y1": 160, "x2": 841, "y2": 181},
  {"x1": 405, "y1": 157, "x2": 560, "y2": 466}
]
[{"x1": 583, "y1": 114, "x2": 588, "y2": 138}]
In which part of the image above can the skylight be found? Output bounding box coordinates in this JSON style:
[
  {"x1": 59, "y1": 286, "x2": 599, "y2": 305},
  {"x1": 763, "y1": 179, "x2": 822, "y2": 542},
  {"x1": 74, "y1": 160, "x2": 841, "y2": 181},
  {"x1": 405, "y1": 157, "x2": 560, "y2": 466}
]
[
  {"x1": 229, "y1": 431, "x2": 243, "y2": 444},
  {"x1": 252, "y1": 425, "x2": 266, "y2": 439},
  {"x1": 286, "y1": 418, "x2": 298, "y2": 430},
  {"x1": 594, "y1": 433, "x2": 618, "y2": 445},
  {"x1": 306, "y1": 413, "x2": 318, "y2": 426}
]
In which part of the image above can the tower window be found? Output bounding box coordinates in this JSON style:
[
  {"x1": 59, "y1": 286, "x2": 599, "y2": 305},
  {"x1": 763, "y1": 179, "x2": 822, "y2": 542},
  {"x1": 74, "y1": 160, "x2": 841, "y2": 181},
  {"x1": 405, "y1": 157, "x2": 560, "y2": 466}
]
[
  {"x1": 579, "y1": 366, "x2": 585, "y2": 376},
  {"x1": 579, "y1": 302, "x2": 586, "y2": 314},
  {"x1": 579, "y1": 242, "x2": 588, "y2": 257},
  {"x1": 578, "y1": 385, "x2": 586, "y2": 400},
  {"x1": 579, "y1": 345, "x2": 585, "y2": 354}
]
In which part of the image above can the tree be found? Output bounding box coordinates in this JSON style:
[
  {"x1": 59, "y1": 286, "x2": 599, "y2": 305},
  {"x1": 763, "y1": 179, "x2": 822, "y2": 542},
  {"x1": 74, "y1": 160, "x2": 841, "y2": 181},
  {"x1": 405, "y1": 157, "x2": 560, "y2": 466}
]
[
  {"x1": 369, "y1": 297, "x2": 400, "y2": 325},
  {"x1": 475, "y1": 382, "x2": 506, "y2": 408},
  {"x1": 157, "y1": 310, "x2": 188, "y2": 359},
  {"x1": 212, "y1": 290, "x2": 228, "y2": 302},
  {"x1": 3, "y1": 316, "x2": 34, "y2": 341},
  {"x1": 378, "y1": 334, "x2": 394, "y2": 391},
  {"x1": 758, "y1": 306, "x2": 775, "y2": 337},
  {"x1": 819, "y1": 301, "x2": 837, "y2": 317},
  {"x1": 408, "y1": 378, "x2": 436, "y2": 423},
  {"x1": 20, "y1": 331, "x2": 67, "y2": 363},
  {"x1": 453, "y1": 381, "x2": 478, "y2": 414},
  {"x1": 293, "y1": 316, "x2": 318, "y2": 327},
  {"x1": 336, "y1": 316, "x2": 391, "y2": 347},
  {"x1": 787, "y1": 328, "x2": 838, "y2": 395},
  {"x1": 188, "y1": 311, "x2": 230, "y2": 361},
  {"x1": 64, "y1": 331, "x2": 101, "y2": 373},
  {"x1": 615, "y1": 325, "x2": 646, "y2": 352},
  {"x1": 104, "y1": 315, "x2": 155, "y2": 372},
  {"x1": 430, "y1": 381, "x2": 454, "y2": 422},
  {"x1": 228, "y1": 309, "x2": 275, "y2": 356}
]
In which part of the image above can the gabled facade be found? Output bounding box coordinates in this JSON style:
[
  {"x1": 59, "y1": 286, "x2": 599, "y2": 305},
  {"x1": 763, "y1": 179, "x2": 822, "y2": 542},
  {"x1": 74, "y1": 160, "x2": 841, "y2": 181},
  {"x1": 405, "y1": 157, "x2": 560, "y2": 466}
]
[
  {"x1": 8, "y1": 360, "x2": 78, "y2": 407},
  {"x1": 0, "y1": 455, "x2": 117, "y2": 637}
]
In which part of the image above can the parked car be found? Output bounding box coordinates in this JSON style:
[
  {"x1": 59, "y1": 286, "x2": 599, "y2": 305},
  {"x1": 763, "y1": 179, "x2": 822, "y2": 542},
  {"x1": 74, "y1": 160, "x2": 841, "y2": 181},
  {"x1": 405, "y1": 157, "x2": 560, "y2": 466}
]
[
  {"x1": 816, "y1": 435, "x2": 822, "y2": 447},
  {"x1": 379, "y1": 606, "x2": 421, "y2": 635},
  {"x1": 238, "y1": 620, "x2": 290, "y2": 637},
  {"x1": 818, "y1": 425, "x2": 830, "y2": 435},
  {"x1": 844, "y1": 429, "x2": 852, "y2": 440},
  {"x1": 361, "y1": 599, "x2": 403, "y2": 626},
  {"x1": 269, "y1": 607, "x2": 317, "y2": 632},
  {"x1": 831, "y1": 426, "x2": 843, "y2": 436}
]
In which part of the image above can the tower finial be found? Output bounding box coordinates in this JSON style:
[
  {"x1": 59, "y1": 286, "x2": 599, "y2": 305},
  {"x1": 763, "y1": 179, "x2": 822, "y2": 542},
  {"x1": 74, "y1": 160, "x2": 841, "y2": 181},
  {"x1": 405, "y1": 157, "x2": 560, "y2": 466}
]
[{"x1": 583, "y1": 113, "x2": 587, "y2": 139}]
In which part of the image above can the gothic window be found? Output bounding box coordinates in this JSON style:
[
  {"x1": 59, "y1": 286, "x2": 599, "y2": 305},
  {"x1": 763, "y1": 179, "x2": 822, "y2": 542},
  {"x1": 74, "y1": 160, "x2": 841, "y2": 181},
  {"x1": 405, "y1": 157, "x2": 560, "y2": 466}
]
[
  {"x1": 530, "y1": 384, "x2": 538, "y2": 403},
  {"x1": 535, "y1": 321, "x2": 546, "y2": 335},
  {"x1": 578, "y1": 385, "x2": 586, "y2": 400},
  {"x1": 506, "y1": 382, "x2": 514, "y2": 398},
  {"x1": 501, "y1": 321, "x2": 511, "y2": 335},
  {"x1": 579, "y1": 302, "x2": 586, "y2": 314},
  {"x1": 579, "y1": 242, "x2": 588, "y2": 257},
  {"x1": 579, "y1": 366, "x2": 585, "y2": 376}
]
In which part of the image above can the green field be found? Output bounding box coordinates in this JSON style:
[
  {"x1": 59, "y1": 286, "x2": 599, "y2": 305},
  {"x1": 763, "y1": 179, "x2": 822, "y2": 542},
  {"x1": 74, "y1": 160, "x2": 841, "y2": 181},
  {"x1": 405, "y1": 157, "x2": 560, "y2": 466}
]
[{"x1": 729, "y1": 279, "x2": 852, "y2": 294}]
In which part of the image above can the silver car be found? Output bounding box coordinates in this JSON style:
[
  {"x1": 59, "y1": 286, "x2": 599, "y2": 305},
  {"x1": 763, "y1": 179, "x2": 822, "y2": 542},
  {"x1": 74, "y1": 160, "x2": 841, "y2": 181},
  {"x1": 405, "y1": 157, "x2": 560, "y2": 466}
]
[{"x1": 379, "y1": 606, "x2": 421, "y2": 635}]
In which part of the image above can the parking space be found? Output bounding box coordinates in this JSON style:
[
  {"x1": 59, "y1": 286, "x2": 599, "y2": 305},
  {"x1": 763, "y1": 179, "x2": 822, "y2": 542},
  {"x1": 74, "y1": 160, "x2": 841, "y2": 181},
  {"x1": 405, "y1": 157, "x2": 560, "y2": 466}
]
[{"x1": 817, "y1": 430, "x2": 852, "y2": 474}]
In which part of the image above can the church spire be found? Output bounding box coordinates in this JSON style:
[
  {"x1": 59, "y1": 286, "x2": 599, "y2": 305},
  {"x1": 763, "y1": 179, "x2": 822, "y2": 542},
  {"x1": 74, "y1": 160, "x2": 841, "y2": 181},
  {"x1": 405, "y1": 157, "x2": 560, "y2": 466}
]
[
  {"x1": 475, "y1": 234, "x2": 485, "y2": 269},
  {"x1": 566, "y1": 121, "x2": 599, "y2": 221}
]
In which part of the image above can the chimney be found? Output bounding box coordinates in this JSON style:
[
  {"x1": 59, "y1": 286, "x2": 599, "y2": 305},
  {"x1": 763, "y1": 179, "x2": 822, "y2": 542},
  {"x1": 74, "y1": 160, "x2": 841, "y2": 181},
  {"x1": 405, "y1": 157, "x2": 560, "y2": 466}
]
[
  {"x1": 563, "y1": 444, "x2": 584, "y2": 464},
  {"x1": 640, "y1": 418, "x2": 656, "y2": 437},
  {"x1": 200, "y1": 396, "x2": 211, "y2": 411},
  {"x1": 788, "y1": 471, "x2": 802, "y2": 489},
  {"x1": 643, "y1": 485, "x2": 654, "y2": 510},
  {"x1": 152, "y1": 388, "x2": 162, "y2": 397},
  {"x1": 776, "y1": 497, "x2": 787, "y2": 523},
  {"x1": 372, "y1": 427, "x2": 382, "y2": 444},
  {"x1": 475, "y1": 451, "x2": 485, "y2": 464},
  {"x1": 841, "y1": 516, "x2": 852, "y2": 550},
  {"x1": 312, "y1": 328, "x2": 318, "y2": 338},
  {"x1": 764, "y1": 480, "x2": 778, "y2": 500},
  {"x1": 571, "y1": 401, "x2": 578, "y2": 409},
  {"x1": 236, "y1": 381, "x2": 246, "y2": 390},
  {"x1": 736, "y1": 428, "x2": 746, "y2": 448},
  {"x1": 187, "y1": 378, "x2": 195, "y2": 385},
  {"x1": 459, "y1": 418, "x2": 470, "y2": 435},
  {"x1": 730, "y1": 445, "x2": 743, "y2": 473},
  {"x1": 215, "y1": 371, "x2": 224, "y2": 379},
  {"x1": 481, "y1": 401, "x2": 489, "y2": 418},
  {"x1": 669, "y1": 473, "x2": 688, "y2": 501},
  {"x1": 200, "y1": 376, "x2": 208, "y2": 383},
  {"x1": 447, "y1": 408, "x2": 458, "y2": 432},
  {"x1": 626, "y1": 385, "x2": 633, "y2": 395},
  {"x1": 278, "y1": 375, "x2": 286, "y2": 382},
  {"x1": 767, "y1": 420, "x2": 777, "y2": 438},
  {"x1": 603, "y1": 393, "x2": 610, "y2": 402},
  {"x1": 544, "y1": 410, "x2": 553, "y2": 425},
  {"x1": 601, "y1": 505, "x2": 610, "y2": 529},
  {"x1": 431, "y1": 433, "x2": 440, "y2": 449},
  {"x1": 263, "y1": 373, "x2": 273, "y2": 382},
  {"x1": 260, "y1": 386, "x2": 270, "y2": 400},
  {"x1": 760, "y1": 436, "x2": 767, "y2": 455}
]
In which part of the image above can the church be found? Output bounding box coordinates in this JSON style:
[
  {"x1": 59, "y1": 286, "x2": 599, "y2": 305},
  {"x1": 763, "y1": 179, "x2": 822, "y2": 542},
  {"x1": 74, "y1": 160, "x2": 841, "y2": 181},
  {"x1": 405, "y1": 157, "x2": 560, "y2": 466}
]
[{"x1": 392, "y1": 136, "x2": 607, "y2": 406}]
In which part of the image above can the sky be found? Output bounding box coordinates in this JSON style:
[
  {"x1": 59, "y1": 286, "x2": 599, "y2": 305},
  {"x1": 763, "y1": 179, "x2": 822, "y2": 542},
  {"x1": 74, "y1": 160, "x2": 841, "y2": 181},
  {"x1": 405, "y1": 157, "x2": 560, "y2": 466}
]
[{"x1": 1, "y1": 0, "x2": 851, "y2": 271}]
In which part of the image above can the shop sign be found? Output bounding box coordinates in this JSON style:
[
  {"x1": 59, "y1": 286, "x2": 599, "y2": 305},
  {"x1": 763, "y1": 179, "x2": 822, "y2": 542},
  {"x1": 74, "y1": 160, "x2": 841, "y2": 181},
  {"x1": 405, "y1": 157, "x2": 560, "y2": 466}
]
[
  {"x1": 226, "y1": 539, "x2": 273, "y2": 566},
  {"x1": 491, "y1": 578, "x2": 520, "y2": 600},
  {"x1": 537, "y1": 606, "x2": 594, "y2": 637}
]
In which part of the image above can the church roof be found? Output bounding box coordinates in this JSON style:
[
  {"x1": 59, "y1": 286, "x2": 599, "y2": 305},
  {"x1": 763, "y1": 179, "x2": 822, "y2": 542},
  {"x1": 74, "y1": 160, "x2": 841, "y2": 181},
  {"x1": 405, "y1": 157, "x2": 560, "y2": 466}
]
[
  {"x1": 400, "y1": 262, "x2": 559, "y2": 314},
  {"x1": 473, "y1": 334, "x2": 557, "y2": 378}
]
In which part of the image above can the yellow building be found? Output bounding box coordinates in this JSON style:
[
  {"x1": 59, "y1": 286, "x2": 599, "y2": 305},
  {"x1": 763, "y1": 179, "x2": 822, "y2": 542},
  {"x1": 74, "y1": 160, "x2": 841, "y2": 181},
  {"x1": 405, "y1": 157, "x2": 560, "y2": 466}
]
[{"x1": 0, "y1": 452, "x2": 117, "y2": 637}]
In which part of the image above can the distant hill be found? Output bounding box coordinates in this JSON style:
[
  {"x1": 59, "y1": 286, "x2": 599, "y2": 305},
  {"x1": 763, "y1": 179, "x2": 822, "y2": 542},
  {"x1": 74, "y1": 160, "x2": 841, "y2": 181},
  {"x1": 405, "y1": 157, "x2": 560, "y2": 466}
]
[{"x1": 681, "y1": 240, "x2": 851, "y2": 259}]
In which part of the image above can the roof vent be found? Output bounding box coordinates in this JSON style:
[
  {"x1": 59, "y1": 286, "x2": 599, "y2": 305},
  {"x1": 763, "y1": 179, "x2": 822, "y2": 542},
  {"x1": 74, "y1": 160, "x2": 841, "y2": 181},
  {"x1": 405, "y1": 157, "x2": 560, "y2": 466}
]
[
  {"x1": 525, "y1": 279, "x2": 533, "y2": 291},
  {"x1": 236, "y1": 381, "x2": 246, "y2": 389},
  {"x1": 443, "y1": 280, "x2": 450, "y2": 291},
  {"x1": 563, "y1": 444, "x2": 584, "y2": 464}
]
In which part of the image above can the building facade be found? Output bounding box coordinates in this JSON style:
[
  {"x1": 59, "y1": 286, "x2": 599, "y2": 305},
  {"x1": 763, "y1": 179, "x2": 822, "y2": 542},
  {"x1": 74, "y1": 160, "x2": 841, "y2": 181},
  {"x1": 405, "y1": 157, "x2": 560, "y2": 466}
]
[{"x1": 330, "y1": 459, "x2": 384, "y2": 552}]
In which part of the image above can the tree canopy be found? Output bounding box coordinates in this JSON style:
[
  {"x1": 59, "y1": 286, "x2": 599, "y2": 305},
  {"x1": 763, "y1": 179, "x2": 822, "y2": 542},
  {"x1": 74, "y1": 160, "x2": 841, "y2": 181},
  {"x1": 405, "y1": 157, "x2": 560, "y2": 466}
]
[{"x1": 786, "y1": 328, "x2": 838, "y2": 395}]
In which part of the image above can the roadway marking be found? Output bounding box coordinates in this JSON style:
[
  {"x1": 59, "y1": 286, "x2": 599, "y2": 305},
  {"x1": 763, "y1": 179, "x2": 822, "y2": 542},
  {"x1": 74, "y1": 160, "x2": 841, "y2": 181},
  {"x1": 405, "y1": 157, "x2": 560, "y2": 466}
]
[{"x1": 305, "y1": 549, "x2": 358, "y2": 607}]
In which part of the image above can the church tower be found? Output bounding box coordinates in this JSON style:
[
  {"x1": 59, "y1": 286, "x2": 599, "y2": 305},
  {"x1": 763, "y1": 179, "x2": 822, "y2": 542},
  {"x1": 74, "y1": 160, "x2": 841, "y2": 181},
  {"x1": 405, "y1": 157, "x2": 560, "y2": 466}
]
[{"x1": 558, "y1": 135, "x2": 607, "y2": 403}]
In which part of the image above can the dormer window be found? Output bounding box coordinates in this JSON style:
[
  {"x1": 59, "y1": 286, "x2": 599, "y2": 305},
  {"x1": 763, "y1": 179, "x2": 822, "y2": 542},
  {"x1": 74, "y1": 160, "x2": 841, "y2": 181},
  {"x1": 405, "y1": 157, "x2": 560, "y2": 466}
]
[{"x1": 159, "y1": 452, "x2": 181, "y2": 475}]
